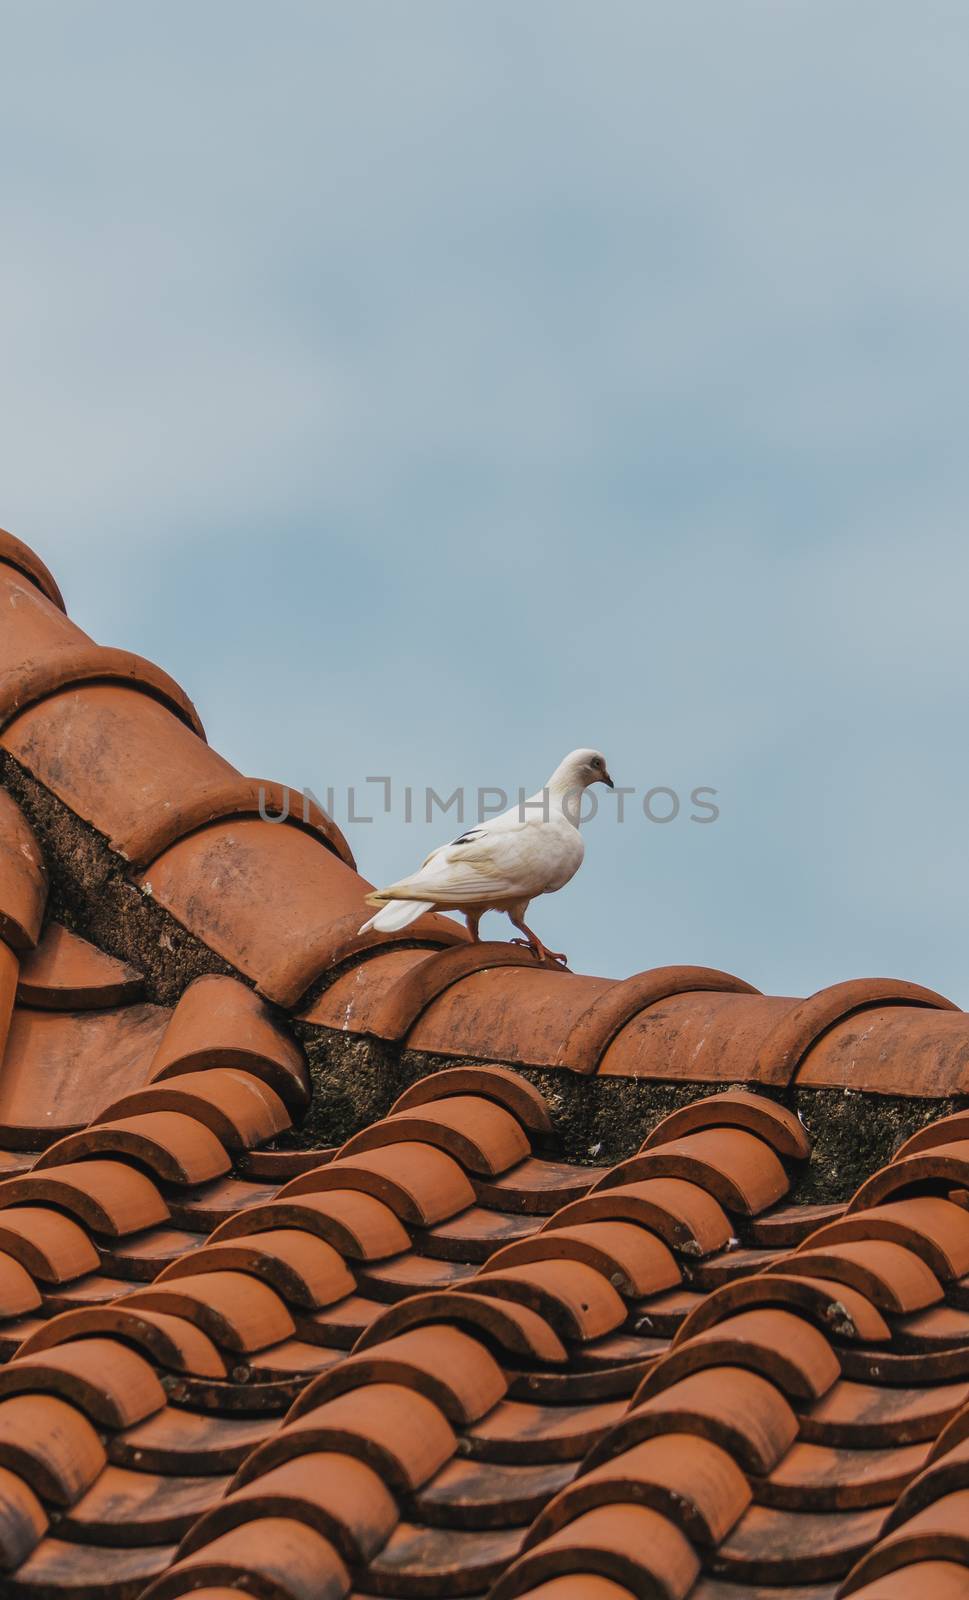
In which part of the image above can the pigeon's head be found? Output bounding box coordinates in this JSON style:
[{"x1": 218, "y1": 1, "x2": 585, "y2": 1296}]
[{"x1": 555, "y1": 748, "x2": 615, "y2": 790}]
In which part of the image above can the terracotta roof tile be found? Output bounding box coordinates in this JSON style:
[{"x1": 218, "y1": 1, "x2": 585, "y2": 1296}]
[
  {"x1": 146, "y1": 974, "x2": 310, "y2": 1110},
  {"x1": 0, "y1": 1460, "x2": 47, "y2": 1571},
  {"x1": 141, "y1": 817, "x2": 460, "y2": 1007},
  {"x1": 0, "y1": 1393, "x2": 106, "y2": 1504},
  {"x1": 34, "y1": 1111, "x2": 232, "y2": 1185},
  {"x1": 0, "y1": 1159, "x2": 170, "y2": 1235},
  {"x1": 641, "y1": 1090, "x2": 811, "y2": 1162},
  {"x1": 339, "y1": 1096, "x2": 531, "y2": 1177},
  {"x1": 470, "y1": 1259, "x2": 628, "y2": 1344},
  {"x1": 526, "y1": 1434, "x2": 751, "y2": 1550},
  {"x1": 124, "y1": 1273, "x2": 297, "y2": 1354},
  {"x1": 155, "y1": 1231, "x2": 356, "y2": 1310},
  {"x1": 279, "y1": 1144, "x2": 477, "y2": 1226},
  {"x1": 97, "y1": 1067, "x2": 291, "y2": 1155},
  {"x1": 178, "y1": 1451, "x2": 397, "y2": 1566},
  {"x1": 775, "y1": 1240, "x2": 943, "y2": 1314},
  {"x1": 491, "y1": 1502, "x2": 701, "y2": 1599},
  {"x1": 0, "y1": 1209, "x2": 100, "y2": 1284},
  {"x1": 390, "y1": 1066, "x2": 554, "y2": 1136},
  {"x1": 483, "y1": 1219, "x2": 681, "y2": 1300},
  {"x1": 595, "y1": 1128, "x2": 791, "y2": 1216},
  {"x1": 235, "y1": 1381, "x2": 456, "y2": 1495},
  {"x1": 0, "y1": 1339, "x2": 165, "y2": 1427},
  {"x1": 15, "y1": 923, "x2": 143, "y2": 1011},
  {"x1": 0, "y1": 1005, "x2": 170, "y2": 1146},
  {"x1": 0, "y1": 529, "x2": 66, "y2": 612},
  {"x1": 546, "y1": 1177, "x2": 733, "y2": 1258},
  {"x1": 18, "y1": 1305, "x2": 228, "y2": 1378},
  {"x1": 144, "y1": 1517, "x2": 349, "y2": 1600},
  {"x1": 0, "y1": 794, "x2": 46, "y2": 955}
]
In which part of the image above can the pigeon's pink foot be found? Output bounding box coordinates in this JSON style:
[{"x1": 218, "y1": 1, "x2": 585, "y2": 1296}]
[{"x1": 510, "y1": 935, "x2": 569, "y2": 967}]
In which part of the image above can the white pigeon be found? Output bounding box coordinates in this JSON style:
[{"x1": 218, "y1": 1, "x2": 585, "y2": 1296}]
[{"x1": 359, "y1": 748, "x2": 614, "y2": 965}]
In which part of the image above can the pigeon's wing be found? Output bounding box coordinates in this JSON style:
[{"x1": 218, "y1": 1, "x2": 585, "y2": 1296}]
[{"x1": 378, "y1": 816, "x2": 559, "y2": 905}]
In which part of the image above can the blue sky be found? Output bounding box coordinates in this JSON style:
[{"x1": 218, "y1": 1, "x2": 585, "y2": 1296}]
[{"x1": 3, "y1": 3, "x2": 969, "y2": 998}]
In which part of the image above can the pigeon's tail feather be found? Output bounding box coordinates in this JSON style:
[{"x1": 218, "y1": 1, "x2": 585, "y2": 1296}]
[{"x1": 359, "y1": 898, "x2": 435, "y2": 935}]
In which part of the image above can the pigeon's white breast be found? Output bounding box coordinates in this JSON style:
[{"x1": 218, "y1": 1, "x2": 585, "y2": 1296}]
[{"x1": 529, "y1": 818, "x2": 585, "y2": 894}]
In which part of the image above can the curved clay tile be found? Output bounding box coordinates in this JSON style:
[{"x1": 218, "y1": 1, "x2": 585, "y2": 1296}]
[
  {"x1": 0, "y1": 1339, "x2": 165, "y2": 1428},
  {"x1": 640, "y1": 1089, "x2": 811, "y2": 1162},
  {"x1": 231, "y1": 1381, "x2": 456, "y2": 1494},
  {"x1": 544, "y1": 1177, "x2": 733, "y2": 1259},
  {"x1": 124, "y1": 1272, "x2": 297, "y2": 1355},
  {"x1": 673, "y1": 1270, "x2": 891, "y2": 1345},
  {"x1": 173, "y1": 1450, "x2": 397, "y2": 1566},
  {"x1": 407, "y1": 966, "x2": 613, "y2": 1068},
  {"x1": 96, "y1": 1067, "x2": 291, "y2": 1155},
  {"x1": 0, "y1": 1392, "x2": 106, "y2": 1504},
  {"x1": 0, "y1": 563, "x2": 83, "y2": 684},
  {"x1": 0, "y1": 1158, "x2": 170, "y2": 1236},
  {"x1": 277, "y1": 1144, "x2": 476, "y2": 1227},
  {"x1": 796, "y1": 1004, "x2": 969, "y2": 1096},
  {"x1": 598, "y1": 989, "x2": 798, "y2": 1082},
  {"x1": 525, "y1": 1432, "x2": 751, "y2": 1550},
  {"x1": 15, "y1": 923, "x2": 143, "y2": 1011},
  {"x1": 896, "y1": 1113, "x2": 969, "y2": 1161},
  {"x1": 555, "y1": 965, "x2": 760, "y2": 1075},
  {"x1": 0, "y1": 646, "x2": 205, "y2": 742},
  {"x1": 354, "y1": 1290, "x2": 569, "y2": 1365},
  {"x1": 209, "y1": 1189, "x2": 411, "y2": 1262},
  {"x1": 757, "y1": 977, "x2": 959, "y2": 1086},
  {"x1": 632, "y1": 1307, "x2": 841, "y2": 1403},
  {"x1": 389, "y1": 1064, "x2": 553, "y2": 1135},
  {"x1": 154, "y1": 1233, "x2": 356, "y2": 1312},
  {"x1": 0, "y1": 683, "x2": 241, "y2": 859},
  {"x1": 140, "y1": 818, "x2": 463, "y2": 1008},
  {"x1": 469, "y1": 1258, "x2": 628, "y2": 1344},
  {"x1": 839, "y1": 1493, "x2": 969, "y2": 1594},
  {"x1": 299, "y1": 946, "x2": 435, "y2": 1030},
  {"x1": 143, "y1": 1517, "x2": 349, "y2": 1600},
  {"x1": 33, "y1": 1112, "x2": 233, "y2": 1187},
  {"x1": 593, "y1": 1129, "x2": 790, "y2": 1217},
  {"x1": 483, "y1": 1221, "x2": 681, "y2": 1301},
  {"x1": 309, "y1": 940, "x2": 564, "y2": 1043},
  {"x1": 778, "y1": 1239, "x2": 943, "y2": 1314},
  {"x1": 0, "y1": 1458, "x2": 46, "y2": 1567},
  {"x1": 0, "y1": 1254, "x2": 41, "y2": 1320},
  {"x1": 800, "y1": 1197, "x2": 969, "y2": 1282},
  {"x1": 0, "y1": 1002, "x2": 170, "y2": 1146},
  {"x1": 849, "y1": 1143, "x2": 969, "y2": 1213},
  {"x1": 338, "y1": 1095, "x2": 531, "y2": 1177},
  {"x1": 0, "y1": 529, "x2": 66, "y2": 611},
  {"x1": 490, "y1": 1502, "x2": 701, "y2": 1600},
  {"x1": 0, "y1": 1207, "x2": 100, "y2": 1284},
  {"x1": 147, "y1": 975, "x2": 308, "y2": 1110},
  {"x1": 0, "y1": 790, "x2": 46, "y2": 953},
  {"x1": 17, "y1": 1305, "x2": 228, "y2": 1379},
  {"x1": 285, "y1": 1325, "x2": 507, "y2": 1427}
]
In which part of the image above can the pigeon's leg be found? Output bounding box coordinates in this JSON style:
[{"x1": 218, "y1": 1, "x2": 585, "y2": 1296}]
[
  {"x1": 509, "y1": 913, "x2": 568, "y2": 967},
  {"x1": 466, "y1": 912, "x2": 482, "y2": 943}
]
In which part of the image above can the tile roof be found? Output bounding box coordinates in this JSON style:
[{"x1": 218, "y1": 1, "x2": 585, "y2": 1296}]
[{"x1": 0, "y1": 527, "x2": 969, "y2": 1596}]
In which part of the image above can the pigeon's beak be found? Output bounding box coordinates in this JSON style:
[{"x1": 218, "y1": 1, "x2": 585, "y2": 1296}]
[{"x1": 601, "y1": 769, "x2": 614, "y2": 789}]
